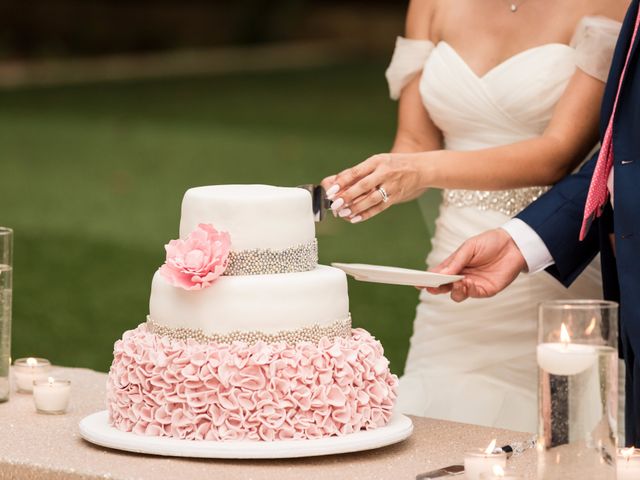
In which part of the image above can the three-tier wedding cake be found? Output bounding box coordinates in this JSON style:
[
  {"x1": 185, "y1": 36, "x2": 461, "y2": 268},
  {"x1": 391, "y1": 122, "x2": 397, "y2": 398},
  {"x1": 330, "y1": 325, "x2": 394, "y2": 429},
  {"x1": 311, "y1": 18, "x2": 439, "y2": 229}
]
[{"x1": 107, "y1": 185, "x2": 397, "y2": 441}]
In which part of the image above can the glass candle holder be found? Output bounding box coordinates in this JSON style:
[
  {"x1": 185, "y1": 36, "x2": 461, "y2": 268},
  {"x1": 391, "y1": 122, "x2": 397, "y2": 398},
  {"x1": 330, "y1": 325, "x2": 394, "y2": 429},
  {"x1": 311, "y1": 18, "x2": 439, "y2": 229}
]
[
  {"x1": 536, "y1": 300, "x2": 618, "y2": 480},
  {"x1": 33, "y1": 377, "x2": 71, "y2": 414},
  {"x1": 464, "y1": 441, "x2": 507, "y2": 480},
  {"x1": 13, "y1": 357, "x2": 52, "y2": 393},
  {"x1": 617, "y1": 448, "x2": 640, "y2": 480}
]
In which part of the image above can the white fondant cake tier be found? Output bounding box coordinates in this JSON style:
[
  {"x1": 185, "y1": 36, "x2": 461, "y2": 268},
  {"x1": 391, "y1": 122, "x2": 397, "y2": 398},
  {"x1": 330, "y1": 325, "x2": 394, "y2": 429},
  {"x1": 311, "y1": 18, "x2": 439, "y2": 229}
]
[
  {"x1": 179, "y1": 185, "x2": 315, "y2": 251},
  {"x1": 149, "y1": 265, "x2": 349, "y2": 334}
]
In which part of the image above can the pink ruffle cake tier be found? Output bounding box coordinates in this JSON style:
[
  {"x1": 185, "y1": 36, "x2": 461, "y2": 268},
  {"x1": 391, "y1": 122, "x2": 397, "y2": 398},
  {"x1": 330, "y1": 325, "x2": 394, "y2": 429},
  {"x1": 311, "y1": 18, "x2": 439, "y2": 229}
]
[{"x1": 107, "y1": 324, "x2": 398, "y2": 441}]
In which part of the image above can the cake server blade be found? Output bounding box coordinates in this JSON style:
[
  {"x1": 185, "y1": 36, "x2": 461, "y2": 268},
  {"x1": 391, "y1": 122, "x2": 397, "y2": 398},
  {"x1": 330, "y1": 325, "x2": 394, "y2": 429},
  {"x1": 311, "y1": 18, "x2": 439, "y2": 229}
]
[
  {"x1": 297, "y1": 184, "x2": 332, "y2": 222},
  {"x1": 415, "y1": 465, "x2": 464, "y2": 479}
]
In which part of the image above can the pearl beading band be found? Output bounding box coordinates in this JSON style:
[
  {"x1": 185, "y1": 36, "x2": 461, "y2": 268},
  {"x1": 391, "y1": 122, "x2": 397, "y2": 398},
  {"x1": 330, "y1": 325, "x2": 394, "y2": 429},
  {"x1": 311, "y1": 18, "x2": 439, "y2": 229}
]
[
  {"x1": 146, "y1": 315, "x2": 353, "y2": 345},
  {"x1": 442, "y1": 186, "x2": 550, "y2": 217},
  {"x1": 223, "y1": 239, "x2": 318, "y2": 276}
]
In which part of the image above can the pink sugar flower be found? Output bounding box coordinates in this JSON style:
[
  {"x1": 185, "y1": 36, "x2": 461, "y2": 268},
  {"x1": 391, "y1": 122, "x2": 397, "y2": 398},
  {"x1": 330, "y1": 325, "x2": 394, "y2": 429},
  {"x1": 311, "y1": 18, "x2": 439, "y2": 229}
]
[{"x1": 159, "y1": 223, "x2": 231, "y2": 290}]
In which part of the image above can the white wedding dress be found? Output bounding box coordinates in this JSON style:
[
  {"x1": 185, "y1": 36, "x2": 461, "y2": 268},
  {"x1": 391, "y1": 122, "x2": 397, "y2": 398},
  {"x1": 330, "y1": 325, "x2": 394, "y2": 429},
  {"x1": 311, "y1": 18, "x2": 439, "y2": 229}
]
[{"x1": 385, "y1": 16, "x2": 622, "y2": 433}]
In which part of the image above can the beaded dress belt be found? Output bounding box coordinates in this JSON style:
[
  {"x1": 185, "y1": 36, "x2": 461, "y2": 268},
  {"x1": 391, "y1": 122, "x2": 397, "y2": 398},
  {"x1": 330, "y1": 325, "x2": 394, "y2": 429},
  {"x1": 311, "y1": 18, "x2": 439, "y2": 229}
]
[
  {"x1": 442, "y1": 186, "x2": 550, "y2": 217},
  {"x1": 146, "y1": 315, "x2": 352, "y2": 345},
  {"x1": 224, "y1": 239, "x2": 318, "y2": 276}
]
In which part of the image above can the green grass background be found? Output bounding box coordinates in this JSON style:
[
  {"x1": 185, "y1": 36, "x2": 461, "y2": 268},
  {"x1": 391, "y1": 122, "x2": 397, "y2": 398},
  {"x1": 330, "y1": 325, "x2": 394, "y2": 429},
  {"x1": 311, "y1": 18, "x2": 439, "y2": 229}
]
[{"x1": 0, "y1": 62, "x2": 440, "y2": 374}]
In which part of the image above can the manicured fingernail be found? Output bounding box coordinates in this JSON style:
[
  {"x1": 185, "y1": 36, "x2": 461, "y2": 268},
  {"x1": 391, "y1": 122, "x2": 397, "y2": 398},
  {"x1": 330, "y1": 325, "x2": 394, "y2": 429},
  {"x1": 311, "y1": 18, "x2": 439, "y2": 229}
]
[
  {"x1": 326, "y1": 184, "x2": 340, "y2": 199},
  {"x1": 338, "y1": 208, "x2": 352, "y2": 218},
  {"x1": 331, "y1": 198, "x2": 345, "y2": 211},
  {"x1": 350, "y1": 215, "x2": 363, "y2": 224}
]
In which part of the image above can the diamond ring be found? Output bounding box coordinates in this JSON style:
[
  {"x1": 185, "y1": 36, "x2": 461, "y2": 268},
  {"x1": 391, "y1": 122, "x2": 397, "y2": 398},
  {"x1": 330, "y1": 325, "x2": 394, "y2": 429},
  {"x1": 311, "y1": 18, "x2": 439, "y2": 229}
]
[{"x1": 377, "y1": 186, "x2": 389, "y2": 203}]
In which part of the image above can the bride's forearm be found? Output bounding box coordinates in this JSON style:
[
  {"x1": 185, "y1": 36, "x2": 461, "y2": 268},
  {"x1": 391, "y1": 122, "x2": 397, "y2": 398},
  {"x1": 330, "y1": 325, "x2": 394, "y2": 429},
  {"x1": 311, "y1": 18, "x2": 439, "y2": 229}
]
[
  {"x1": 415, "y1": 135, "x2": 594, "y2": 191},
  {"x1": 391, "y1": 120, "x2": 442, "y2": 155}
]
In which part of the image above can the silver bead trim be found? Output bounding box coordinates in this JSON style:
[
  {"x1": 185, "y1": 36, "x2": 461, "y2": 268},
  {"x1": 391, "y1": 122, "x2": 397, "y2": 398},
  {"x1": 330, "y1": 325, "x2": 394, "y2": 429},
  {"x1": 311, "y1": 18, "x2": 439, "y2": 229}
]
[
  {"x1": 224, "y1": 239, "x2": 318, "y2": 276},
  {"x1": 146, "y1": 315, "x2": 352, "y2": 345},
  {"x1": 442, "y1": 187, "x2": 550, "y2": 217}
]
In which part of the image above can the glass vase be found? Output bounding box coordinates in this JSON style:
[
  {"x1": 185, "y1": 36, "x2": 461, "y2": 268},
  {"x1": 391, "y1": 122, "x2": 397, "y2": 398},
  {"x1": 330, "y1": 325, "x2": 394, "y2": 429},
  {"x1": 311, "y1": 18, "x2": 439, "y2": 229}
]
[
  {"x1": 537, "y1": 300, "x2": 618, "y2": 479},
  {"x1": 0, "y1": 227, "x2": 12, "y2": 402}
]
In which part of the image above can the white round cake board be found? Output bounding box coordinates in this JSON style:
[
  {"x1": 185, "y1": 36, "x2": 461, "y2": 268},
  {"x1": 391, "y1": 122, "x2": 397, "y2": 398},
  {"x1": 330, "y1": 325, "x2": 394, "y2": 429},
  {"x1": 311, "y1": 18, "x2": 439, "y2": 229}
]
[{"x1": 79, "y1": 411, "x2": 413, "y2": 459}]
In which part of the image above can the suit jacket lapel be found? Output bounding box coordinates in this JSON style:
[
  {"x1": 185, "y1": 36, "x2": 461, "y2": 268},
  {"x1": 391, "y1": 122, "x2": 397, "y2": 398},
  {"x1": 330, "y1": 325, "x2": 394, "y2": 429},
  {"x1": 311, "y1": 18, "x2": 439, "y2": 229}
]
[
  {"x1": 600, "y1": 0, "x2": 640, "y2": 134},
  {"x1": 626, "y1": 3, "x2": 640, "y2": 83}
]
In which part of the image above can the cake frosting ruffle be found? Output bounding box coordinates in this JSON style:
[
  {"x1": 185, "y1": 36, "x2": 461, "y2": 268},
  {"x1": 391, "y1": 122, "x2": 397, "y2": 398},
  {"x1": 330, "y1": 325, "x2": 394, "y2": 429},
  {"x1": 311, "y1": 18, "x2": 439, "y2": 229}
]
[{"x1": 107, "y1": 324, "x2": 398, "y2": 441}]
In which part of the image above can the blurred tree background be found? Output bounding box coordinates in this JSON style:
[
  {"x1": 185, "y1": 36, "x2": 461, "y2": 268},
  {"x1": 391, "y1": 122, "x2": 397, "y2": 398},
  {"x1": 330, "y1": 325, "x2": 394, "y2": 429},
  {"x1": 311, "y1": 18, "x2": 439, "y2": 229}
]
[
  {"x1": 0, "y1": 0, "x2": 441, "y2": 375},
  {"x1": 0, "y1": 0, "x2": 402, "y2": 59}
]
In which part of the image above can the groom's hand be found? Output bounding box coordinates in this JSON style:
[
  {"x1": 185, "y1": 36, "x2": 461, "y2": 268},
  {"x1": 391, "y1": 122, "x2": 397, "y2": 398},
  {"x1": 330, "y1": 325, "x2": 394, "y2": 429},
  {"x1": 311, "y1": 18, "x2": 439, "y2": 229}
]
[{"x1": 425, "y1": 228, "x2": 527, "y2": 302}]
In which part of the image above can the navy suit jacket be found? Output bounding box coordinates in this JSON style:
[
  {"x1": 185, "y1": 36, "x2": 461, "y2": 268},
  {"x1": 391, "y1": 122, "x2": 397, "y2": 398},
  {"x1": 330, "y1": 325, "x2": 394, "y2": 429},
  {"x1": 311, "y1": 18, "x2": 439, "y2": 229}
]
[{"x1": 517, "y1": 0, "x2": 640, "y2": 355}]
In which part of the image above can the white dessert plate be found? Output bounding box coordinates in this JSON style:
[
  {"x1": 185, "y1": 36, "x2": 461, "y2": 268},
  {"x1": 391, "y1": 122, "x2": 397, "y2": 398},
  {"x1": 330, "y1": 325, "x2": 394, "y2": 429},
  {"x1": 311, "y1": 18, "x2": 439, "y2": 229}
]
[
  {"x1": 332, "y1": 263, "x2": 463, "y2": 287},
  {"x1": 79, "y1": 411, "x2": 413, "y2": 459}
]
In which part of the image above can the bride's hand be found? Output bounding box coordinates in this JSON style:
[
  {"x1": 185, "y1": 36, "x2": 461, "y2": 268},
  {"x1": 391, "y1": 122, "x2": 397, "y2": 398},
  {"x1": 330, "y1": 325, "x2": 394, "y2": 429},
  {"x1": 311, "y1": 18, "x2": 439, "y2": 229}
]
[{"x1": 320, "y1": 152, "x2": 427, "y2": 223}]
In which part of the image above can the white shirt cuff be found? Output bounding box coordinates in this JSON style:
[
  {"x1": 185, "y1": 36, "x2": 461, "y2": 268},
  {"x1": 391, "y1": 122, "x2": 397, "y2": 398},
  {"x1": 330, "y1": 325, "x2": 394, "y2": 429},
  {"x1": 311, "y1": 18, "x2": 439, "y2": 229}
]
[{"x1": 501, "y1": 219, "x2": 555, "y2": 274}]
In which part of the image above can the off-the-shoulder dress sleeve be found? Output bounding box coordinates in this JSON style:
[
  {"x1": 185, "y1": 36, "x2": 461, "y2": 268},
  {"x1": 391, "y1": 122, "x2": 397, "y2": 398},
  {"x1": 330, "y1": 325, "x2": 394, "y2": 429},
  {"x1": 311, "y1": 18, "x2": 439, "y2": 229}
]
[
  {"x1": 384, "y1": 36, "x2": 435, "y2": 100},
  {"x1": 571, "y1": 16, "x2": 622, "y2": 82}
]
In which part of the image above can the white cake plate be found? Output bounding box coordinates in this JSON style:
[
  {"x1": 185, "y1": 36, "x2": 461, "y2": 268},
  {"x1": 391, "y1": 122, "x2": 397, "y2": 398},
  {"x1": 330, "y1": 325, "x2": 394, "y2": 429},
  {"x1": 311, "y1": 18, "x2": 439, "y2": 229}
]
[
  {"x1": 79, "y1": 411, "x2": 413, "y2": 459},
  {"x1": 332, "y1": 263, "x2": 463, "y2": 287}
]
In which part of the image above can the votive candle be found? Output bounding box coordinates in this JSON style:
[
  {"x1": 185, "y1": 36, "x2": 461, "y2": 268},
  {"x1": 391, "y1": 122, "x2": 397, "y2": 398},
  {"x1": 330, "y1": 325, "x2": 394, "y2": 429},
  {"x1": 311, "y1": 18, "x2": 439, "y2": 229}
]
[
  {"x1": 617, "y1": 447, "x2": 640, "y2": 480},
  {"x1": 33, "y1": 377, "x2": 70, "y2": 414},
  {"x1": 13, "y1": 357, "x2": 52, "y2": 393},
  {"x1": 464, "y1": 440, "x2": 508, "y2": 480}
]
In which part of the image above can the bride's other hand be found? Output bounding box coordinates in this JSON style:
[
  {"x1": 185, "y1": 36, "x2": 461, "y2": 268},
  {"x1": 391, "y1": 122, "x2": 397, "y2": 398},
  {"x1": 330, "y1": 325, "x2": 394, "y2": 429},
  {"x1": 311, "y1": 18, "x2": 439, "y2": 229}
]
[
  {"x1": 424, "y1": 229, "x2": 527, "y2": 302},
  {"x1": 321, "y1": 152, "x2": 428, "y2": 223}
]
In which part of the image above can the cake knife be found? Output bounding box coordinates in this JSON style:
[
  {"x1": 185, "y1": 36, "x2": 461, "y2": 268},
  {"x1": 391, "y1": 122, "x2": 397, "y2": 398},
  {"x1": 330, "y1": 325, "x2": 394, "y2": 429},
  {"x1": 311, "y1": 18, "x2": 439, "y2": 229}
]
[{"x1": 297, "y1": 184, "x2": 332, "y2": 222}]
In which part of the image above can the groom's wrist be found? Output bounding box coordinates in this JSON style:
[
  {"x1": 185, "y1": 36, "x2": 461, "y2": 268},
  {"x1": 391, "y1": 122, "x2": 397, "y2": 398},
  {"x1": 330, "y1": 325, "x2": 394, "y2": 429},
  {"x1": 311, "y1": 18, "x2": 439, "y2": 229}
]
[{"x1": 501, "y1": 219, "x2": 554, "y2": 274}]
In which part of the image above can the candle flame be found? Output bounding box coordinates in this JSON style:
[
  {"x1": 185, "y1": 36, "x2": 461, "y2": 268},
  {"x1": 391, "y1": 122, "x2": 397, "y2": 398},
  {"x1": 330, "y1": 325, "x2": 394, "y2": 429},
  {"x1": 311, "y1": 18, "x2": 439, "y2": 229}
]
[
  {"x1": 492, "y1": 465, "x2": 505, "y2": 477},
  {"x1": 26, "y1": 357, "x2": 37, "y2": 367},
  {"x1": 560, "y1": 323, "x2": 571, "y2": 343},
  {"x1": 484, "y1": 438, "x2": 497, "y2": 455},
  {"x1": 47, "y1": 376, "x2": 55, "y2": 386},
  {"x1": 622, "y1": 447, "x2": 635, "y2": 461}
]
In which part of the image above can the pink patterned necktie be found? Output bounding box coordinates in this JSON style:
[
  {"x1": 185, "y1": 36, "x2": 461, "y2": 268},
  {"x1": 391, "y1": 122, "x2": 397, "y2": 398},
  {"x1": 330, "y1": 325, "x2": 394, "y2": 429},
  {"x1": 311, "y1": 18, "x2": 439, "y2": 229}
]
[{"x1": 580, "y1": 8, "x2": 640, "y2": 241}]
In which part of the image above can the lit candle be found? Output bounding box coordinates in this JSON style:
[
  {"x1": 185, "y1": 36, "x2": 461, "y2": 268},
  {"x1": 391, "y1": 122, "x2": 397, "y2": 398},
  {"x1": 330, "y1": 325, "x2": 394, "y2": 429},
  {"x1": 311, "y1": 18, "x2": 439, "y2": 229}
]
[
  {"x1": 13, "y1": 357, "x2": 52, "y2": 393},
  {"x1": 617, "y1": 447, "x2": 640, "y2": 480},
  {"x1": 464, "y1": 439, "x2": 508, "y2": 480},
  {"x1": 536, "y1": 323, "x2": 597, "y2": 375},
  {"x1": 32, "y1": 377, "x2": 71, "y2": 414},
  {"x1": 479, "y1": 465, "x2": 524, "y2": 480}
]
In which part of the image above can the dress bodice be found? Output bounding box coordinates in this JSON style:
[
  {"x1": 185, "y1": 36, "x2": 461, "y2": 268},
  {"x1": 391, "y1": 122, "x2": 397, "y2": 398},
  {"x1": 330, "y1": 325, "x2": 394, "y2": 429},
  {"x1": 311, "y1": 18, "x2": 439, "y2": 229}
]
[
  {"x1": 420, "y1": 42, "x2": 576, "y2": 150},
  {"x1": 385, "y1": 16, "x2": 621, "y2": 215}
]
